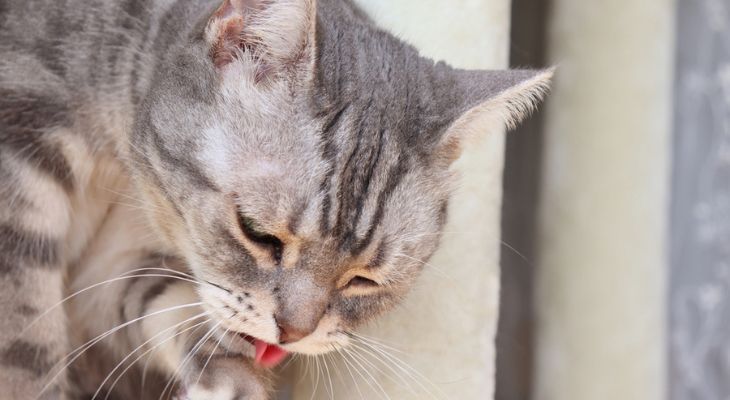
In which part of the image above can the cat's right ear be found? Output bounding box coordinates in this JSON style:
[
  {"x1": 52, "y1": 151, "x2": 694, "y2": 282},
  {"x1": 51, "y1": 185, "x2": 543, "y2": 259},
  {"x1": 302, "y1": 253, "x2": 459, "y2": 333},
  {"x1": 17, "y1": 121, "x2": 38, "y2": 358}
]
[{"x1": 205, "y1": 0, "x2": 317, "y2": 78}]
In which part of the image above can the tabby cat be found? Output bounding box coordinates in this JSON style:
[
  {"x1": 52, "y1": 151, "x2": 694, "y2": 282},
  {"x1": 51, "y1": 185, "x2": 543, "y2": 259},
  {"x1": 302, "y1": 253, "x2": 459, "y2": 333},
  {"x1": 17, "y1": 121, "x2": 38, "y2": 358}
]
[{"x1": 0, "y1": 0, "x2": 551, "y2": 398}]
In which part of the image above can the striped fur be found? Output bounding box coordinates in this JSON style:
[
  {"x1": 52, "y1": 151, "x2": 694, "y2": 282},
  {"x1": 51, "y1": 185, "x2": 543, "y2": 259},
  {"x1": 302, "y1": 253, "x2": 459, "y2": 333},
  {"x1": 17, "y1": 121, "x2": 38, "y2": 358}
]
[{"x1": 0, "y1": 0, "x2": 550, "y2": 398}]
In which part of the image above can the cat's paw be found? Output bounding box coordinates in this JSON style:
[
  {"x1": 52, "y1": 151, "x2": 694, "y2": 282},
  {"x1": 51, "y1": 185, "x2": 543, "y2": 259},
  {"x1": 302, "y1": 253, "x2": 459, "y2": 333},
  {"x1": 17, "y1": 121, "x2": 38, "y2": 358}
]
[{"x1": 177, "y1": 356, "x2": 270, "y2": 400}]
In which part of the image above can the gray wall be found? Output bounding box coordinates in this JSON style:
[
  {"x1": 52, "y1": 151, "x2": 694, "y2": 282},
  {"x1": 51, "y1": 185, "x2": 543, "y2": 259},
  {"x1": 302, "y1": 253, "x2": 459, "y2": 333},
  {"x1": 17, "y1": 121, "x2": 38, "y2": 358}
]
[{"x1": 671, "y1": 1, "x2": 730, "y2": 399}]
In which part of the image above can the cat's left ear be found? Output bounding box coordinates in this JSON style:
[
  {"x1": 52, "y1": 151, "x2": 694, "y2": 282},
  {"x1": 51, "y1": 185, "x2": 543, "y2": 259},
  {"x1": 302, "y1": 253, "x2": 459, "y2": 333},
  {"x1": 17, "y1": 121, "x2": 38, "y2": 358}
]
[
  {"x1": 205, "y1": 0, "x2": 316, "y2": 76},
  {"x1": 433, "y1": 66, "x2": 554, "y2": 166}
]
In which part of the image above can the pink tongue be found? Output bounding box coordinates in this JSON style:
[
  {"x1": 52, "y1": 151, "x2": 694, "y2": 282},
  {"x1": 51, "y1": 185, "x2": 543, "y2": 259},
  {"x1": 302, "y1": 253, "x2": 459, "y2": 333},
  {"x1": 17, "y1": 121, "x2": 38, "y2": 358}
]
[{"x1": 253, "y1": 339, "x2": 289, "y2": 368}]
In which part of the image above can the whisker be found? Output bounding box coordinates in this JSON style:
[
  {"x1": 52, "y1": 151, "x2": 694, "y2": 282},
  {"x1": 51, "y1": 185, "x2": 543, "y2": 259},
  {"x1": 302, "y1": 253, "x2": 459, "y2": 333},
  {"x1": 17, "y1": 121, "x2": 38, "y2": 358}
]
[
  {"x1": 324, "y1": 350, "x2": 347, "y2": 393},
  {"x1": 94, "y1": 314, "x2": 211, "y2": 400},
  {"x1": 347, "y1": 332, "x2": 406, "y2": 355},
  {"x1": 280, "y1": 352, "x2": 299, "y2": 371},
  {"x1": 309, "y1": 355, "x2": 322, "y2": 400},
  {"x1": 99, "y1": 187, "x2": 168, "y2": 214},
  {"x1": 36, "y1": 302, "x2": 204, "y2": 399},
  {"x1": 123, "y1": 267, "x2": 196, "y2": 280},
  {"x1": 392, "y1": 253, "x2": 453, "y2": 281},
  {"x1": 333, "y1": 345, "x2": 365, "y2": 400},
  {"x1": 321, "y1": 352, "x2": 335, "y2": 400},
  {"x1": 340, "y1": 346, "x2": 390, "y2": 400},
  {"x1": 160, "y1": 321, "x2": 222, "y2": 400},
  {"x1": 25, "y1": 274, "x2": 202, "y2": 333},
  {"x1": 194, "y1": 326, "x2": 229, "y2": 388},
  {"x1": 348, "y1": 341, "x2": 417, "y2": 396},
  {"x1": 300, "y1": 355, "x2": 312, "y2": 386},
  {"x1": 352, "y1": 337, "x2": 447, "y2": 400}
]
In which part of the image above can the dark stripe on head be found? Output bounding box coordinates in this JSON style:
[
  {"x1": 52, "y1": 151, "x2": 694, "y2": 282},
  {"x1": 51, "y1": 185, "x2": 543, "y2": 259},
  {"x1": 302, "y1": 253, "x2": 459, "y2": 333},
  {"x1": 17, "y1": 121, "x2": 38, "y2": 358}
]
[
  {"x1": 438, "y1": 199, "x2": 449, "y2": 229},
  {"x1": 366, "y1": 239, "x2": 388, "y2": 270},
  {"x1": 287, "y1": 201, "x2": 307, "y2": 236},
  {"x1": 348, "y1": 127, "x2": 385, "y2": 237},
  {"x1": 318, "y1": 103, "x2": 351, "y2": 235},
  {"x1": 127, "y1": 141, "x2": 186, "y2": 219},
  {"x1": 332, "y1": 135, "x2": 363, "y2": 239},
  {"x1": 353, "y1": 156, "x2": 408, "y2": 255},
  {"x1": 149, "y1": 126, "x2": 219, "y2": 192},
  {"x1": 332, "y1": 99, "x2": 374, "y2": 245},
  {"x1": 1, "y1": 340, "x2": 53, "y2": 377},
  {"x1": 212, "y1": 223, "x2": 262, "y2": 282},
  {"x1": 0, "y1": 224, "x2": 60, "y2": 275},
  {"x1": 332, "y1": 98, "x2": 397, "y2": 254}
]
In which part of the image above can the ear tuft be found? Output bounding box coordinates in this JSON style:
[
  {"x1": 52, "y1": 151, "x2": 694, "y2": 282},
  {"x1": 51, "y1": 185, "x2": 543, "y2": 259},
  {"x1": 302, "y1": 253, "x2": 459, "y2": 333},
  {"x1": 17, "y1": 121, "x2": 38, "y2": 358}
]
[
  {"x1": 206, "y1": 0, "x2": 317, "y2": 72},
  {"x1": 483, "y1": 67, "x2": 554, "y2": 131},
  {"x1": 436, "y1": 67, "x2": 554, "y2": 166}
]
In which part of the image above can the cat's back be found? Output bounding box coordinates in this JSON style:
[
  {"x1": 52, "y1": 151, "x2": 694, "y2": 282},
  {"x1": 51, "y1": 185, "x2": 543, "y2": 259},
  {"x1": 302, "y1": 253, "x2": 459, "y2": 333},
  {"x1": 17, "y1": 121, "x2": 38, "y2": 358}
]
[{"x1": 2, "y1": 0, "x2": 153, "y2": 86}]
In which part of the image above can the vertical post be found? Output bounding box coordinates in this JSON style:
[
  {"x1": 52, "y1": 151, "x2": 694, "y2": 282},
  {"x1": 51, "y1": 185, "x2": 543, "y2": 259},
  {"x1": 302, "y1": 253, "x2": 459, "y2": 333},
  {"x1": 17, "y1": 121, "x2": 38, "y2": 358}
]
[
  {"x1": 286, "y1": 1, "x2": 513, "y2": 399},
  {"x1": 498, "y1": 0, "x2": 550, "y2": 398},
  {"x1": 534, "y1": 1, "x2": 674, "y2": 400}
]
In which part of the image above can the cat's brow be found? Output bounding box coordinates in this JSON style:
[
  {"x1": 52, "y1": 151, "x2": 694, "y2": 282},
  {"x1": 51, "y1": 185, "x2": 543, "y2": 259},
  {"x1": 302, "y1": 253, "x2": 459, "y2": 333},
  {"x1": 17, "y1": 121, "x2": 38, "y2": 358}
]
[
  {"x1": 365, "y1": 240, "x2": 388, "y2": 270},
  {"x1": 286, "y1": 201, "x2": 307, "y2": 235}
]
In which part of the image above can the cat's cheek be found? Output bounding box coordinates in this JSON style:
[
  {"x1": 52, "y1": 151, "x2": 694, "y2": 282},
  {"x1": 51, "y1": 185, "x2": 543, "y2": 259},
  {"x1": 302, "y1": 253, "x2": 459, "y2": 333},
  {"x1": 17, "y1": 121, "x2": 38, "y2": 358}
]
[{"x1": 334, "y1": 292, "x2": 398, "y2": 328}]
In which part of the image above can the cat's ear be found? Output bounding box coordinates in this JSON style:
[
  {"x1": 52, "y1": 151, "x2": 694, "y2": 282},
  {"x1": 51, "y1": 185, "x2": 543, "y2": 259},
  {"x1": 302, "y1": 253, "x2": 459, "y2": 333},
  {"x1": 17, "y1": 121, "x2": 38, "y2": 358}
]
[
  {"x1": 433, "y1": 67, "x2": 554, "y2": 166},
  {"x1": 205, "y1": 0, "x2": 317, "y2": 74}
]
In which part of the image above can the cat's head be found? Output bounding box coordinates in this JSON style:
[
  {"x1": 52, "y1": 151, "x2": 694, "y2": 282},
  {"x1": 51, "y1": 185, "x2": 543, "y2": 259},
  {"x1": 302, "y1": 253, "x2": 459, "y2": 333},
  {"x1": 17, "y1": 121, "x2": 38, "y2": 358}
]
[{"x1": 131, "y1": 0, "x2": 551, "y2": 357}]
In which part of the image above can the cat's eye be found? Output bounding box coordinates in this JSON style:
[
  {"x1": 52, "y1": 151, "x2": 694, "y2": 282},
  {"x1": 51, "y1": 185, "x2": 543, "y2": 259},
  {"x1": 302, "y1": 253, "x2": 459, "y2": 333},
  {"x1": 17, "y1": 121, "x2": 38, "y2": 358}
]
[
  {"x1": 345, "y1": 276, "x2": 380, "y2": 289},
  {"x1": 237, "y1": 214, "x2": 283, "y2": 262}
]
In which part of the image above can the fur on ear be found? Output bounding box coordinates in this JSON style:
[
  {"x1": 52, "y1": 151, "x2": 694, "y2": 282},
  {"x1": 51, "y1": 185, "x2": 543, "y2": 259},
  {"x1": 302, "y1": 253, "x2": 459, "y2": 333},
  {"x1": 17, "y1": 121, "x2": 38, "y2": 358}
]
[
  {"x1": 205, "y1": 0, "x2": 317, "y2": 72},
  {"x1": 436, "y1": 67, "x2": 554, "y2": 166}
]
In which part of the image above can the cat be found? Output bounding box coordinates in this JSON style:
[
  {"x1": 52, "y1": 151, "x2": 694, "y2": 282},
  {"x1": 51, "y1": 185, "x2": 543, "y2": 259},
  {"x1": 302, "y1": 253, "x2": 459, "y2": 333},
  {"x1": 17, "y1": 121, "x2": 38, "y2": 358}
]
[{"x1": 0, "y1": 0, "x2": 551, "y2": 398}]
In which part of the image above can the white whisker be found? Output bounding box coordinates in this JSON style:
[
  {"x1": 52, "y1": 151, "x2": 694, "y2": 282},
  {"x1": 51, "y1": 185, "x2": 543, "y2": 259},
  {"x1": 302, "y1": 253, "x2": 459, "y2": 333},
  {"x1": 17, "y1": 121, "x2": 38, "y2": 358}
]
[
  {"x1": 36, "y1": 302, "x2": 203, "y2": 399},
  {"x1": 25, "y1": 274, "x2": 202, "y2": 333},
  {"x1": 194, "y1": 326, "x2": 229, "y2": 388},
  {"x1": 352, "y1": 336, "x2": 447, "y2": 400},
  {"x1": 160, "y1": 321, "x2": 222, "y2": 400},
  {"x1": 333, "y1": 345, "x2": 365, "y2": 400},
  {"x1": 99, "y1": 316, "x2": 212, "y2": 400},
  {"x1": 348, "y1": 341, "x2": 418, "y2": 396},
  {"x1": 340, "y1": 346, "x2": 390, "y2": 400},
  {"x1": 321, "y1": 352, "x2": 335, "y2": 400}
]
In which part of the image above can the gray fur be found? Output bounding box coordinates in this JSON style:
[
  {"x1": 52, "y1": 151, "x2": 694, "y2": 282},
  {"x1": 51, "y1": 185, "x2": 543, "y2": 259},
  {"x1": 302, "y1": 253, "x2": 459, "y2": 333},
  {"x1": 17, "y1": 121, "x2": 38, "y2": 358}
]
[{"x1": 0, "y1": 0, "x2": 550, "y2": 398}]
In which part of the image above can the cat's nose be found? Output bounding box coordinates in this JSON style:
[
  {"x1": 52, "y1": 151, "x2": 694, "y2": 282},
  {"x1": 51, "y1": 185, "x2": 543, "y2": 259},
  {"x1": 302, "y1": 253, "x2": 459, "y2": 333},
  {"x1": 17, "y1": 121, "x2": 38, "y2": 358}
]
[{"x1": 276, "y1": 318, "x2": 314, "y2": 344}]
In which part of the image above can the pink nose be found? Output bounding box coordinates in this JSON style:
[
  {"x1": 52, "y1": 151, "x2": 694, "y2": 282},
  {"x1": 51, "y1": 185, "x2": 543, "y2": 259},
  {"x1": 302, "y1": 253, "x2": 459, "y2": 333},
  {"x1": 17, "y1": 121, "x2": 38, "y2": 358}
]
[{"x1": 276, "y1": 319, "x2": 313, "y2": 344}]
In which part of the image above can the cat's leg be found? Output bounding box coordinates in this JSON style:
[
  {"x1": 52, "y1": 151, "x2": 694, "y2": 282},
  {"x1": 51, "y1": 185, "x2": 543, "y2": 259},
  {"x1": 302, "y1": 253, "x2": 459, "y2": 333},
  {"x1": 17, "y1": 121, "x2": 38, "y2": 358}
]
[
  {"x1": 72, "y1": 259, "x2": 272, "y2": 400},
  {"x1": 67, "y1": 202, "x2": 272, "y2": 400},
  {"x1": 0, "y1": 141, "x2": 73, "y2": 398},
  {"x1": 137, "y1": 274, "x2": 272, "y2": 400}
]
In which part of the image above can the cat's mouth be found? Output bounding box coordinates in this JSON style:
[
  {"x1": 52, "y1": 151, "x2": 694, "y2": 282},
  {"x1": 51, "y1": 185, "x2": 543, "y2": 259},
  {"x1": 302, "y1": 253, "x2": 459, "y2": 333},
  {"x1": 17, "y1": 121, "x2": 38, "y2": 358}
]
[{"x1": 240, "y1": 334, "x2": 289, "y2": 368}]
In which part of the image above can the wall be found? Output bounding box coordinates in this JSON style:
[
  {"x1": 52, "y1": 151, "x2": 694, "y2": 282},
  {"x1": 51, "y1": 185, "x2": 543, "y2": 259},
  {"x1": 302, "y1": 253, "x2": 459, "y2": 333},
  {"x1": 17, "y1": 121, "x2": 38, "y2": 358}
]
[
  {"x1": 284, "y1": 0, "x2": 513, "y2": 399},
  {"x1": 534, "y1": 1, "x2": 674, "y2": 400}
]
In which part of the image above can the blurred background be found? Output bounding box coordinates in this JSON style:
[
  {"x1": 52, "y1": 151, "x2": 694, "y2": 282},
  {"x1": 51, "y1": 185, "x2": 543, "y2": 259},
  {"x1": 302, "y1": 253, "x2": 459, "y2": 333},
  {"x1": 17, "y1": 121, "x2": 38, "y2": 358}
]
[{"x1": 499, "y1": 0, "x2": 728, "y2": 399}]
